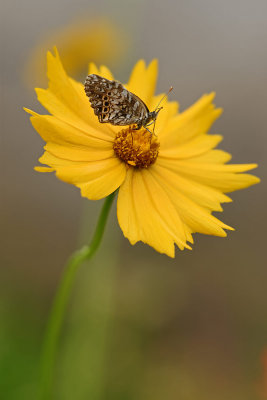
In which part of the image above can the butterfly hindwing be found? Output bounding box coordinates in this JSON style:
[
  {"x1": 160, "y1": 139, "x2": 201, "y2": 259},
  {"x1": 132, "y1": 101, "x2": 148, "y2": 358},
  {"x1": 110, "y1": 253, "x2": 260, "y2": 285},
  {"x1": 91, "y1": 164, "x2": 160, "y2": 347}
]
[{"x1": 84, "y1": 74, "x2": 149, "y2": 126}]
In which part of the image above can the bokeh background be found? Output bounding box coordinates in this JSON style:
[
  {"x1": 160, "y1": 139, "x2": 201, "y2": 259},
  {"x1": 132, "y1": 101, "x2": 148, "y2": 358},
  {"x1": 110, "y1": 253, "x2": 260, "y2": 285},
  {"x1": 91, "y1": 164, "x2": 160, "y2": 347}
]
[{"x1": 1, "y1": 0, "x2": 267, "y2": 399}]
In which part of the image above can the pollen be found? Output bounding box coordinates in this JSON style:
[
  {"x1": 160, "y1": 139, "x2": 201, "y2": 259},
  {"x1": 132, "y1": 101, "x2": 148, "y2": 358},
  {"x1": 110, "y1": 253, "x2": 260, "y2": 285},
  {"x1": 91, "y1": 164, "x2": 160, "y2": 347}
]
[{"x1": 113, "y1": 126, "x2": 160, "y2": 168}]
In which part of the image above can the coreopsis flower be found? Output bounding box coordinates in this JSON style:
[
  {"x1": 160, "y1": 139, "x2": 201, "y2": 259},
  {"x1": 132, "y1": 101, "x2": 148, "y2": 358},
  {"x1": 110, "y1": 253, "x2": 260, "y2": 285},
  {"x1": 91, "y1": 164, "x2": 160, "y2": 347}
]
[
  {"x1": 25, "y1": 49, "x2": 259, "y2": 257},
  {"x1": 24, "y1": 18, "x2": 127, "y2": 88}
]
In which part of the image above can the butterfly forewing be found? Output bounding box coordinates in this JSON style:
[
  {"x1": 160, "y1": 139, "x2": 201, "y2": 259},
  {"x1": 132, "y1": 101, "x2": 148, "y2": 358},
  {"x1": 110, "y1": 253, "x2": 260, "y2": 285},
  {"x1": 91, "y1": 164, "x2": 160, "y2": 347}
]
[{"x1": 84, "y1": 74, "x2": 149, "y2": 127}]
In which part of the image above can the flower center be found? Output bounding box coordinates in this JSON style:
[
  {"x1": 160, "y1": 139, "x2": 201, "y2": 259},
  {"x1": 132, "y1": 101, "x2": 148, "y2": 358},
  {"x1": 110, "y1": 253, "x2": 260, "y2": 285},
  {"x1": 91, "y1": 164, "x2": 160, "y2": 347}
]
[{"x1": 113, "y1": 126, "x2": 160, "y2": 168}]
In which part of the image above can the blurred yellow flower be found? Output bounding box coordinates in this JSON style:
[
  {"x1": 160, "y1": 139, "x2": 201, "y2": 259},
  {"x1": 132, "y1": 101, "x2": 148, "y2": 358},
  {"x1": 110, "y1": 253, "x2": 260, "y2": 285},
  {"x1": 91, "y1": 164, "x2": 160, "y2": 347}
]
[
  {"x1": 25, "y1": 49, "x2": 259, "y2": 257},
  {"x1": 24, "y1": 18, "x2": 128, "y2": 87}
]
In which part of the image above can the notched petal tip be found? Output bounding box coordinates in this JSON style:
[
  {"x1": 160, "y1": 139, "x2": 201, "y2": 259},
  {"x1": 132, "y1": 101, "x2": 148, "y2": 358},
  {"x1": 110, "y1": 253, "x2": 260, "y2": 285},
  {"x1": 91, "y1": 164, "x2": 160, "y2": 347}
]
[
  {"x1": 88, "y1": 62, "x2": 99, "y2": 75},
  {"x1": 47, "y1": 46, "x2": 59, "y2": 62},
  {"x1": 134, "y1": 59, "x2": 146, "y2": 69},
  {"x1": 168, "y1": 248, "x2": 175, "y2": 258},
  {"x1": 182, "y1": 242, "x2": 193, "y2": 251},
  {"x1": 52, "y1": 46, "x2": 59, "y2": 56},
  {"x1": 148, "y1": 58, "x2": 158, "y2": 72},
  {"x1": 205, "y1": 91, "x2": 216, "y2": 102},
  {"x1": 197, "y1": 91, "x2": 221, "y2": 110},
  {"x1": 214, "y1": 107, "x2": 223, "y2": 118},
  {"x1": 99, "y1": 65, "x2": 114, "y2": 80}
]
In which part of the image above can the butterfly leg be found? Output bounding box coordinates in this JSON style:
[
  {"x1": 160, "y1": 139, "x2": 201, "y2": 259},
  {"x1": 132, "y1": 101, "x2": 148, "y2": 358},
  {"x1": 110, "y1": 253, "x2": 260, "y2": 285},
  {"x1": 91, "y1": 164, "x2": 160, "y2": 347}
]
[
  {"x1": 144, "y1": 126, "x2": 153, "y2": 135},
  {"x1": 143, "y1": 121, "x2": 158, "y2": 137}
]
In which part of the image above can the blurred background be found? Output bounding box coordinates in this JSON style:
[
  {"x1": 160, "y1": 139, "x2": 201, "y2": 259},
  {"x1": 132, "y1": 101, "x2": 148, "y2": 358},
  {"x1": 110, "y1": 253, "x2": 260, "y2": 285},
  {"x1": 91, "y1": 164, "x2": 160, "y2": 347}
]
[{"x1": 1, "y1": 0, "x2": 267, "y2": 399}]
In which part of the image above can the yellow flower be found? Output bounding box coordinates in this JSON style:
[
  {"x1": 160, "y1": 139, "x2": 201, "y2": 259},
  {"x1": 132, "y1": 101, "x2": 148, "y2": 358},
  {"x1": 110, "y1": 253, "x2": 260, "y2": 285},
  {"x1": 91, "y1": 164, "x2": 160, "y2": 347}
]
[
  {"x1": 24, "y1": 18, "x2": 128, "y2": 88},
  {"x1": 25, "y1": 49, "x2": 260, "y2": 257}
]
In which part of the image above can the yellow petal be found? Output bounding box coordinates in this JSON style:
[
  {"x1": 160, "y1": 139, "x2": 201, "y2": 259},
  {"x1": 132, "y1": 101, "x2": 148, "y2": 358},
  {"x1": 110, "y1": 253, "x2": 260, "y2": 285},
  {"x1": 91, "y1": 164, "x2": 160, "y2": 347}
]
[
  {"x1": 141, "y1": 170, "x2": 192, "y2": 250},
  {"x1": 154, "y1": 163, "x2": 232, "y2": 212},
  {"x1": 116, "y1": 168, "x2": 140, "y2": 245},
  {"x1": 127, "y1": 59, "x2": 158, "y2": 109},
  {"x1": 23, "y1": 107, "x2": 39, "y2": 117},
  {"x1": 44, "y1": 142, "x2": 113, "y2": 162},
  {"x1": 87, "y1": 63, "x2": 114, "y2": 81},
  {"x1": 77, "y1": 161, "x2": 126, "y2": 200},
  {"x1": 192, "y1": 149, "x2": 232, "y2": 164},
  {"x1": 117, "y1": 168, "x2": 191, "y2": 258},
  {"x1": 160, "y1": 93, "x2": 222, "y2": 148},
  {"x1": 157, "y1": 158, "x2": 260, "y2": 192},
  {"x1": 27, "y1": 112, "x2": 113, "y2": 147},
  {"x1": 36, "y1": 48, "x2": 113, "y2": 141},
  {"x1": 88, "y1": 62, "x2": 100, "y2": 75},
  {"x1": 151, "y1": 164, "x2": 234, "y2": 236},
  {"x1": 99, "y1": 65, "x2": 114, "y2": 81},
  {"x1": 34, "y1": 166, "x2": 54, "y2": 172},
  {"x1": 38, "y1": 152, "x2": 117, "y2": 181},
  {"x1": 160, "y1": 134, "x2": 223, "y2": 159},
  {"x1": 38, "y1": 152, "x2": 126, "y2": 200}
]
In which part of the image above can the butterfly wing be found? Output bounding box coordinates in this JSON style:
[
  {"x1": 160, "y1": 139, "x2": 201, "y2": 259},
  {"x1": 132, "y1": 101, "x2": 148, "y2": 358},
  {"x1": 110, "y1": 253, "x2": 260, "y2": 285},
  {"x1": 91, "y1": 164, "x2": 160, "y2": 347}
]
[{"x1": 84, "y1": 74, "x2": 149, "y2": 126}]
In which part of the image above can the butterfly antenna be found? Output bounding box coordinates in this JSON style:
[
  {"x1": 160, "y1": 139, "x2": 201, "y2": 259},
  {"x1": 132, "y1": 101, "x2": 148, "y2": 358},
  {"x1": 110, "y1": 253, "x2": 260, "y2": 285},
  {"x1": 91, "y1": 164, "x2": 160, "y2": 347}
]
[
  {"x1": 152, "y1": 86, "x2": 173, "y2": 135},
  {"x1": 155, "y1": 86, "x2": 173, "y2": 111}
]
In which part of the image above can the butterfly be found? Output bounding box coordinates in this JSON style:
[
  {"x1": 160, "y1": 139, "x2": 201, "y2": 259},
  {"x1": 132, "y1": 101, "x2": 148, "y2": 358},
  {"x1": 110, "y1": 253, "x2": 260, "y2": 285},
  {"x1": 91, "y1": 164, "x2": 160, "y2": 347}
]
[{"x1": 84, "y1": 74, "x2": 172, "y2": 133}]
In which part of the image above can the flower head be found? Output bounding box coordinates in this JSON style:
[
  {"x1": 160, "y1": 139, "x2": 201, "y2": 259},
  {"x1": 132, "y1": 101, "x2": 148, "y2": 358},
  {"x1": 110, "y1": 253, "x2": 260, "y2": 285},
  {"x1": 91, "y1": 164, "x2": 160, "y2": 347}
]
[
  {"x1": 25, "y1": 49, "x2": 259, "y2": 257},
  {"x1": 24, "y1": 18, "x2": 127, "y2": 88}
]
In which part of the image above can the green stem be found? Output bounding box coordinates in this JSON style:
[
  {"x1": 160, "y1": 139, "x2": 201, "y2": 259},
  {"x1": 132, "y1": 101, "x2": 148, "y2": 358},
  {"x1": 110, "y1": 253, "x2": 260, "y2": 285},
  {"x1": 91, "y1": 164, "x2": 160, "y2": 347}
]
[{"x1": 39, "y1": 191, "x2": 116, "y2": 400}]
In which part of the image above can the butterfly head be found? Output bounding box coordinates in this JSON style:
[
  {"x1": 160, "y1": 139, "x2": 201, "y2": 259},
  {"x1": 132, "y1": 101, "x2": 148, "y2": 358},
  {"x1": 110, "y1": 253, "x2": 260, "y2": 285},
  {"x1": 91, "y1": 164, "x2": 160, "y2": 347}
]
[
  {"x1": 141, "y1": 107, "x2": 162, "y2": 130},
  {"x1": 144, "y1": 87, "x2": 173, "y2": 129},
  {"x1": 149, "y1": 107, "x2": 163, "y2": 123}
]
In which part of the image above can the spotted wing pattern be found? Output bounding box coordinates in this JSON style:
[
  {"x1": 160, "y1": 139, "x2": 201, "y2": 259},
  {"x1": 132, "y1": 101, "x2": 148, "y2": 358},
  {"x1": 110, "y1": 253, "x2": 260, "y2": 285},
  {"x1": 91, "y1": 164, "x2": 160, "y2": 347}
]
[{"x1": 84, "y1": 74, "x2": 149, "y2": 127}]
